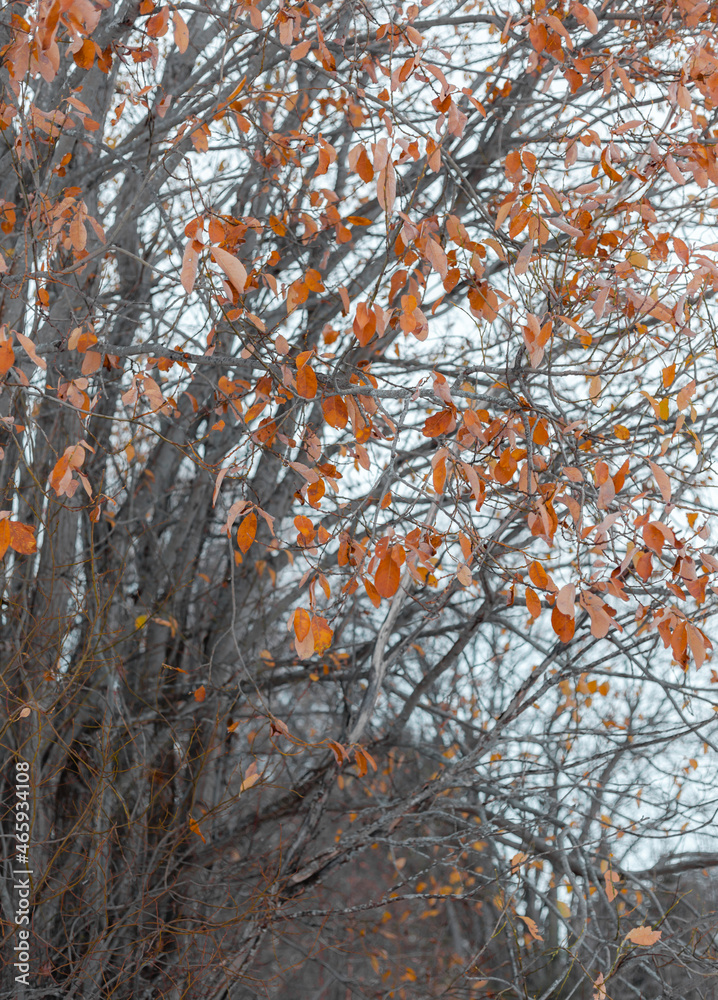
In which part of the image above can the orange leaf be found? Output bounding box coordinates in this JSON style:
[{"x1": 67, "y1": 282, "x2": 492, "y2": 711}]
[
  {"x1": 422, "y1": 409, "x2": 454, "y2": 438},
  {"x1": 294, "y1": 607, "x2": 311, "y2": 640},
  {"x1": 296, "y1": 364, "x2": 317, "y2": 399},
  {"x1": 375, "y1": 554, "x2": 401, "y2": 599},
  {"x1": 327, "y1": 739, "x2": 349, "y2": 764},
  {"x1": 525, "y1": 587, "x2": 542, "y2": 619},
  {"x1": 73, "y1": 38, "x2": 96, "y2": 69},
  {"x1": 625, "y1": 926, "x2": 661, "y2": 947},
  {"x1": 0, "y1": 518, "x2": 9, "y2": 560},
  {"x1": 552, "y1": 607, "x2": 575, "y2": 643},
  {"x1": 322, "y1": 395, "x2": 348, "y2": 428},
  {"x1": 194, "y1": 684, "x2": 206, "y2": 702},
  {"x1": 172, "y1": 9, "x2": 189, "y2": 51},
  {"x1": 642, "y1": 522, "x2": 665, "y2": 554},
  {"x1": 311, "y1": 615, "x2": 333, "y2": 654},
  {"x1": 290, "y1": 39, "x2": 312, "y2": 60},
  {"x1": 294, "y1": 514, "x2": 315, "y2": 545},
  {"x1": 146, "y1": 5, "x2": 169, "y2": 36},
  {"x1": 188, "y1": 815, "x2": 206, "y2": 842},
  {"x1": 686, "y1": 623, "x2": 709, "y2": 669},
  {"x1": 352, "y1": 147, "x2": 374, "y2": 182},
  {"x1": 0, "y1": 337, "x2": 15, "y2": 375},
  {"x1": 528, "y1": 560, "x2": 550, "y2": 590},
  {"x1": 353, "y1": 301, "x2": 377, "y2": 346},
  {"x1": 293, "y1": 607, "x2": 314, "y2": 658},
  {"x1": 9, "y1": 522, "x2": 36, "y2": 554},
  {"x1": 432, "y1": 456, "x2": 446, "y2": 494},
  {"x1": 364, "y1": 577, "x2": 381, "y2": 608},
  {"x1": 237, "y1": 512, "x2": 257, "y2": 553}
]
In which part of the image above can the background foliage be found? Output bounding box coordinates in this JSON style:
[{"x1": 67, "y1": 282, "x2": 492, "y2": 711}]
[{"x1": 2, "y1": 0, "x2": 718, "y2": 996}]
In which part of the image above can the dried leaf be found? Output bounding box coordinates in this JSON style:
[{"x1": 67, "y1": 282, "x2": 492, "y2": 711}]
[
  {"x1": 9, "y1": 522, "x2": 36, "y2": 554},
  {"x1": 211, "y1": 247, "x2": 247, "y2": 292},
  {"x1": 648, "y1": 460, "x2": 671, "y2": 503},
  {"x1": 181, "y1": 240, "x2": 199, "y2": 294},
  {"x1": 240, "y1": 761, "x2": 261, "y2": 792},
  {"x1": 422, "y1": 409, "x2": 454, "y2": 438},
  {"x1": 172, "y1": 9, "x2": 189, "y2": 52},
  {"x1": 625, "y1": 926, "x2": 661, "y2": 947}
]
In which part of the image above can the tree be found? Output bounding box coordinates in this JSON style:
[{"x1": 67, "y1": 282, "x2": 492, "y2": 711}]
[{"x1": 1, "y1": 0, "x2": 718, "y2": 996}]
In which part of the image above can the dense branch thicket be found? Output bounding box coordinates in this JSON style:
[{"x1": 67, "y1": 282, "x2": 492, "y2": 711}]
[{"x1": 1, "y1": 0, "x2": 718, "y2": 997}]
